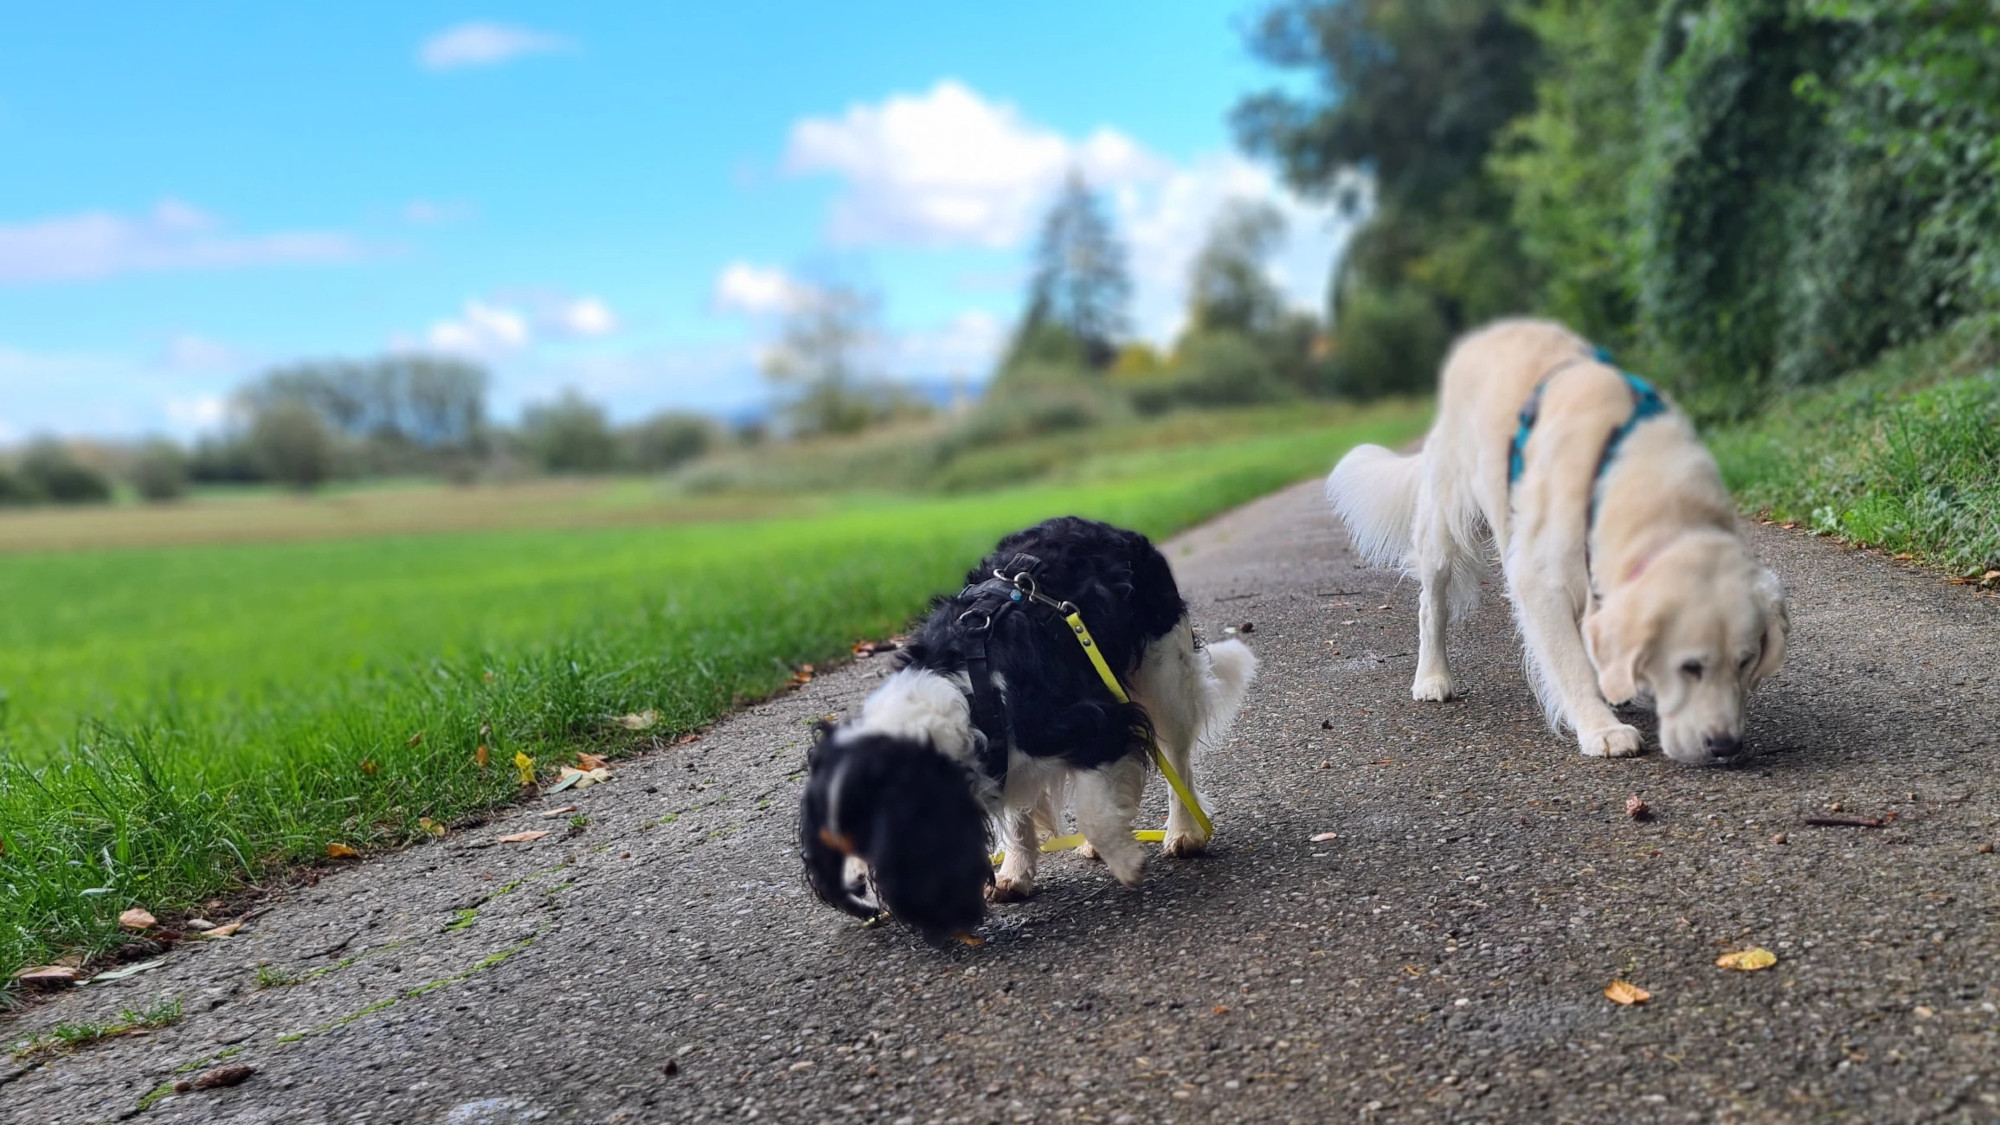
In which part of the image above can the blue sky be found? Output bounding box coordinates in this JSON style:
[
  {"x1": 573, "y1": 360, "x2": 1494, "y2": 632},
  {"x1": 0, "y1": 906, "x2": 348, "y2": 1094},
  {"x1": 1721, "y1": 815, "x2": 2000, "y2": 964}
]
[{"x1": 0, "y1": 3, "x2": 1353, "y2": 441}]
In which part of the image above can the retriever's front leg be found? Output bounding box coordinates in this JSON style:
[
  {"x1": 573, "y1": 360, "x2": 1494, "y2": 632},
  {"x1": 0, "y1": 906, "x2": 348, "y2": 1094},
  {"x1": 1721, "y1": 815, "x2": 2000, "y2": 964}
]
[
  {"x1": 989, "y1": 808, "x2": 1038, "y2": 902},
  {"x1": 1510, "y1": 573, "x2": 1642, "y2": 757}
]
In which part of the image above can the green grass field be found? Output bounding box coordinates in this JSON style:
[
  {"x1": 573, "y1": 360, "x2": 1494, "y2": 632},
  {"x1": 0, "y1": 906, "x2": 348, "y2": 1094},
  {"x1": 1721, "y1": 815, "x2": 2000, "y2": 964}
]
[{"x1": 0, "y1": 403, "x2": 1426, "y2": 981}]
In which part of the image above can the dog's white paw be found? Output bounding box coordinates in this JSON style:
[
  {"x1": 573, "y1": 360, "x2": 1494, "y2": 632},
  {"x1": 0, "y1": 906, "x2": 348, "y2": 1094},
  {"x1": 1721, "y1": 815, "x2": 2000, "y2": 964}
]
[
  {"x1": 1410, "y1": 672, "x2": 1457, "y2": 702},
  {"x1": 988, "y1": 875, "x2": 1034, "y2": 903},
  {"x1": 1579, "y1": 724, "x2": 1644, "y2": 758},
  {"x1": 1162, "y1": 828, "x2": 1209, "y2": 859}
]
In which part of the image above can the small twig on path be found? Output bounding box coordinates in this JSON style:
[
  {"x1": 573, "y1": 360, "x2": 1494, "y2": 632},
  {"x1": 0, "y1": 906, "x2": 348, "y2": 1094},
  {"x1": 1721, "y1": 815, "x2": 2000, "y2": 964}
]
[{"x1": 1802, "y1": 816, "x2": 1891, "y2": 829}]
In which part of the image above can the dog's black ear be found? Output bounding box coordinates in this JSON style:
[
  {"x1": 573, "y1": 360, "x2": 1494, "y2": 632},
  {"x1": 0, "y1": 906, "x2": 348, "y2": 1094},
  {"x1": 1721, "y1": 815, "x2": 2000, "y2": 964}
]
[
  {"x1": 866, "y1": 760, "x2": 992, "y2": 943},
  {"x1": 799, "y1": 783, "x2": 877, "y2": 920}
]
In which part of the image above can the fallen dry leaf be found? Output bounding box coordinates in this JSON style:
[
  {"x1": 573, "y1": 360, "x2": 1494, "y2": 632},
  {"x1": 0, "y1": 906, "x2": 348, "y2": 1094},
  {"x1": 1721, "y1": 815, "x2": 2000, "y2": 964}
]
[
  {"x1": 359, "y1": 758, "x2": 378, "y2": 775},
  {"x1": 85, "y1": 959, "x2": 167, "y2": 983},
  {"x1": 326, "y1": 842, "x2": 359, "y2": 858},
  {"x1": 513, "y1": 751, "x2": 536, "y2": 786},
  {"x1": 176, "y1": 1064, "x2": 256, "y2": 1092},
  {"x1": 418, "y1": 817, "x2": 447, "y2": 838},
  {"x1": 11, "y1": 965, "x2": 82, "y2": 985},
  {"x1": 118, "y1": 907, "x2": 157, "y2": 931},
  {"x1": 1309, "y1": 831, "x2": 1338, "y2": 842},
  {"x1": 577, "y1": 752, "x2": 609, "y2": 771},
  {"x1": 405, "y1": 731, "x2": 425, "y2": 748},
  {"x1": 1626, "y1": 795, "x2": 1653, "y2": 821},
  {"x1": 575, "y1": 767, "x2": 611, "y2": 789},
  {"x1": 193, "y1": 921, "x2": 244, "y2": 939},
  {"x1": 474, "y1": 744, "x2": 490, "y2": 768},
  {"x1": 546, "y1": 767, "x2": 585, "y2": 794},
  {"x1": 617, "y1": 710, "x2": 658, "y2": 731},
  {"x1": 1605, "y1": 980, "x2": 1651, "y2": 1005},
  {"x1": 497, "y1": 830, "x2": 550, "y2": 844},
  {"x1": 1716, "y1": 947, "x2": 1778, "y2": 971},
  {"x1": 538, "y1": 804, "x2": 579, "y2": 818}
]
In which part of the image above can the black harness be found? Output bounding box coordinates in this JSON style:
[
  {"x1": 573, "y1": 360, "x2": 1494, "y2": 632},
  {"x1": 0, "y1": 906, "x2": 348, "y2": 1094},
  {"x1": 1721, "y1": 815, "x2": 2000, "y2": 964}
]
[{"x1": 955, "y1": 552, "x2": 1091, "y2": 781}]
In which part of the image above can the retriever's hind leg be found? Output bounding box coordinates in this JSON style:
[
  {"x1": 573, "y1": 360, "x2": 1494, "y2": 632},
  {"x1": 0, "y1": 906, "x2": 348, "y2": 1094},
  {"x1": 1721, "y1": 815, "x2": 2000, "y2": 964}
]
[
  {"x1": 1410, "y1": 488, "x2": 1464, "y2": 702},
  {"x1": 1074, "y1": 757, "x2": 1148, "y2": 887}
]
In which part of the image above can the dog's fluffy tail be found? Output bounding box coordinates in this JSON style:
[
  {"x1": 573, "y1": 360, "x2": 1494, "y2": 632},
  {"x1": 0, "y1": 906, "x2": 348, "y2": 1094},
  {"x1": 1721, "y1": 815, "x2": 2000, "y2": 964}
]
[
  {"x1": 1196, "y1": 638, "x2": 1257, "y2": 748},
  {"x1": 1325, "y1": 443, "x2": 1423, "y2": 569}
]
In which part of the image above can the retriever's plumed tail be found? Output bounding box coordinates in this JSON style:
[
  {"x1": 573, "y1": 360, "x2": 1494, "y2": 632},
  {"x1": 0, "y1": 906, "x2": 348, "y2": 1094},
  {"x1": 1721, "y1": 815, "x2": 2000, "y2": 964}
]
[{"x1": 1326, "y1": 443, "x2": 1423, "y2": 569}]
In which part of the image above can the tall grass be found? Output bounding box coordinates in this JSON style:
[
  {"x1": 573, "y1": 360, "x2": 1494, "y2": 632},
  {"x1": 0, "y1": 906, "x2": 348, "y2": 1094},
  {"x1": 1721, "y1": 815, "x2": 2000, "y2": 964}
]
[
  {"x1": 1711, "y1": 315, "x2": 2000, "y2": 574},
  {"x1": 0, "y1": 405, "x2": 1427, "y2": 980}
]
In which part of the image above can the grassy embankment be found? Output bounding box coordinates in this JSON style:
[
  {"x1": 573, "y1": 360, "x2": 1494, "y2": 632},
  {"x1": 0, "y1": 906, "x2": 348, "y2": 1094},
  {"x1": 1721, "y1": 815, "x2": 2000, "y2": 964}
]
[
  {"x1": 1711, "y1": 315, "x2": 2000, "y2": 578},
  {"x1": 0, "y1": 401, "x2": 1426, "y2": 981}
]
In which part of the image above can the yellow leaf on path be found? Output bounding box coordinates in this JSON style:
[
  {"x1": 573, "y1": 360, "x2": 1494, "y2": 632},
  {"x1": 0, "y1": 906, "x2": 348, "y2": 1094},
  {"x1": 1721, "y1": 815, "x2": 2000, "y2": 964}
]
[
  {"x1": 497, "y1": 830, "x2": 550, "y2": 844},
  {"x1": 1604, "y1": 980, "x2": 1651, "y2": 1005},
  {"x1": 118, "y1": 907, "x2": 157, "y2": 931},
  {"x1": 418, "y1": 817, "x2": 446, "y2": 838},
  {"x1": 617, "y1": 711, "x2": 658, "y2": 731},
  {"x1": 1716, "y1": 947, "x2": 1778, "y2": 971},
  {"x1": 326, "y1": 842, "x2": 359, "y2": 858},
  {"x1": 513, "y1": 751, "x2": 536, "y2": 786}
]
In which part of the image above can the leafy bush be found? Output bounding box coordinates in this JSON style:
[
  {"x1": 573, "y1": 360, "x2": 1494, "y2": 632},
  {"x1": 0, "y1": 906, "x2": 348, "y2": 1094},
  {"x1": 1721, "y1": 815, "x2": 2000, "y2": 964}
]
[
  {"x1": 522, "y1": 390, "x2": 618, "y2": 474},
  {"x1": 1323, "y1": 285, "x2": 1451, "y2": 399},
  {"x1": 18, "y1": 440, "x2": 113, "y2": 505},
  {"x1": 128, "y1": 439, "x2": 191, "y2": 503},
  {"x1": 1129, "y1": 331, "x2": 1297, "y2": 414},
  {"x1": 625, "y1": 412, "x2": 715, "y2": 473},
  {"x1": 250, "y1": 401, "x2": 337, "y2": 491},
  {"x1": 0, "y1": 465, "x2": 37, "y2": 506}
]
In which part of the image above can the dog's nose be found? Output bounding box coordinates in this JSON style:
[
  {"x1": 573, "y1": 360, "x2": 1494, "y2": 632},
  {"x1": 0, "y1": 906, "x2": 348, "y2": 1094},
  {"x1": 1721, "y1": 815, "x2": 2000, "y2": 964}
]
[{"x1": 1704, "y1": 734, "x2": 1743, "y2": 761}]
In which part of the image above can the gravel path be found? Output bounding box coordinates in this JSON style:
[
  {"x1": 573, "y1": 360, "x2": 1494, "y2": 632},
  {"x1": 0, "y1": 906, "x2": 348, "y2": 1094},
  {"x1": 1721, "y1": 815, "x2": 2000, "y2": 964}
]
[{"x1": 5, "y1": 478, "x2": 1997, "y2": 1124}]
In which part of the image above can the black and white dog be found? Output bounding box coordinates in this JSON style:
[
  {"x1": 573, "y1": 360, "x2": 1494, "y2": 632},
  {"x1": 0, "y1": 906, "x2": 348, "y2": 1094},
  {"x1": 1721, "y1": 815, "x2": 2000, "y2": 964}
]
[{"x1": 799, "y1": 516, "x2": 1256, "y2": 942}]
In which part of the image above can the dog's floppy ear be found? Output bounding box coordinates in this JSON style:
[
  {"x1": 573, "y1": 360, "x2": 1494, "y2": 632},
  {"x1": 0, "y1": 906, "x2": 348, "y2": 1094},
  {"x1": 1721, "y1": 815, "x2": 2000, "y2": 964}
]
[
  {"x1": 1584, "y1": 595, "x2": 1650, "y2": 705},
  {"x1": 1748, "y1": 567, "x2": 1789, "y2": 689}
]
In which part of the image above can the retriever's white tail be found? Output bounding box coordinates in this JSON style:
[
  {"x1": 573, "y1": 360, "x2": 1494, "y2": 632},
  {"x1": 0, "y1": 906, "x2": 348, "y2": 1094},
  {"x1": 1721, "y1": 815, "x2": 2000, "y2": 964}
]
[{"x1": 1325, "y1": 443, "x2": 1424, "y2": 568}]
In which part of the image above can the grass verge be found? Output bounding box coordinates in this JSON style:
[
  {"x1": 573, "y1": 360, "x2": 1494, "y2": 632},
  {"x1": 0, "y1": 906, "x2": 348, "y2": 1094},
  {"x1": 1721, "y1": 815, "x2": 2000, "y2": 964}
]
[
  {"x1": 0, "y1": 402, "x2": 1427, "y2": 982},
  {"x1": 1711, "y1": 315, "x2": 2000, "y2": 576}
]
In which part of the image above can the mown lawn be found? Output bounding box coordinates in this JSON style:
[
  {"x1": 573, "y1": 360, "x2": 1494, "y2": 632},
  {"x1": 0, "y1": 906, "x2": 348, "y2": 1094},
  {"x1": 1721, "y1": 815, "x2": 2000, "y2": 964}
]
[{"x1": 0, "y1": 404, "x2": 1426, "y2": 980}]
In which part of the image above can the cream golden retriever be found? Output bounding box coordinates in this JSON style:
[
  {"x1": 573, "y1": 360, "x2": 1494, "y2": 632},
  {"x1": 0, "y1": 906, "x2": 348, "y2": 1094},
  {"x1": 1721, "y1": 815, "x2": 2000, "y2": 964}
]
[{"x1": 1326, "y1": 318, "x2": 1787, "y2": 765}]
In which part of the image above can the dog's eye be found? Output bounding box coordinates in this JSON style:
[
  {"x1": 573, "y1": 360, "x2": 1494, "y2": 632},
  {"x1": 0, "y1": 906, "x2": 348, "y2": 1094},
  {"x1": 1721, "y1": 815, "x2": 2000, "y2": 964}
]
[
  {"x1": 1681, "y1": 660, "x2": 1703, "y2": 680},
  {"x1": 1739, "y1": 650, "x2": 1757, "y2": 670}
]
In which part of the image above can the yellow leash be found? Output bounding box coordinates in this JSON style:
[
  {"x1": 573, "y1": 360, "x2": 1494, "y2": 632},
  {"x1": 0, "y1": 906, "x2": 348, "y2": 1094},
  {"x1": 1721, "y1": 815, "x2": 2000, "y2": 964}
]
[{"x1": 990, "y1": 609, "x2": 1213, "y2": 865}]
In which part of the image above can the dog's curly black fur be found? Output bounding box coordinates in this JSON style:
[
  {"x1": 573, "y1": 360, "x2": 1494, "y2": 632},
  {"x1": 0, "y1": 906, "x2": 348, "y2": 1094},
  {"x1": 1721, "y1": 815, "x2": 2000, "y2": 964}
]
[{"x1": 798, "y1": 516, "x2": 1191, "y2": 941}]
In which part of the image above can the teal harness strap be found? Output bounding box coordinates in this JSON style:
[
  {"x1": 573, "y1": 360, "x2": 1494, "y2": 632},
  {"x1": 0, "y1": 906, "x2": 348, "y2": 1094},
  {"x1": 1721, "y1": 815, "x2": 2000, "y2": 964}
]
[{"x1": 1585, "y1": 371, "x2": 1668, "y2": 527}]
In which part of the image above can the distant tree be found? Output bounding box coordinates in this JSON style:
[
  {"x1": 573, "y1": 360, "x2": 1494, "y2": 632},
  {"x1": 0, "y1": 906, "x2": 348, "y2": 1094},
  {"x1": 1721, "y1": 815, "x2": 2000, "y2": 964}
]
[
  {"x1": 128, "y1": 439, "x2": 192, "y2": 502},
  {"x1": 238, "y1": 356, "x2": 489, "y2": 473},
  {"x1": 18, "y1": 439, "x2": 112, "y2": 504},
  {"x1": 1235, "y1": 0, "x2": 1540, "y2": 337},
  {"x1": 0, "y1": 464, "x2": 37, "y2": 506},
  {"x1": 187, "y1": 434, "x2": 266, "y2": 484},
  {"x1": 250, "y1": 401, "x2": 336, "y2": 491},
  {"x1": 761, "y1": 280, "x2": 894, "y2": 437},
  {"x1": 523, "y1": 389, "x2": 618, "y2": 473},
  {"x1": 1187, "y1": 200, "x2": 1289, "y2": 338},
  {"x1": 624, "y1": 411, "x2": 716, "y2": 472},
  {"x1": 1009, "y1": 172, "x2": 1132, "y2": 370}
]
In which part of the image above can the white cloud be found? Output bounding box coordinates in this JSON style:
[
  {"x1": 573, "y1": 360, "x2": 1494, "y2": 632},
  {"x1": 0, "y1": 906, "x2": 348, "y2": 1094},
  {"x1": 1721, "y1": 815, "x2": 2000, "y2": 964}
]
[
  {"x1": 891, "y1": 310, "x2": 1006, "y2": 379},
  {"x1": 419, "y1": 23, "x2": 575, "y2": 71},
  {"x1": 711, "y1": 262, "x2": 806, "y2": 315},
  {"x1": 426, "y1": 299, "x2": 532, "y2": 355},
  {"x1": 165, "y1": 394, "x2": 231, "y2": 432},
  {"x1": 0, "y1": 200, "x2": 365, "y2": 284},
  {"x1": 402, "y1": 199, "x2": 473, "y2": 225},
  {"x1": 784, "y1": 80, "x2": 1161, "y2": 248},
  {"x1": 780, "y1": 81, "x2": 1361, "y2": 348},
  {"x1": 547, "y1": 295, "x2": 616, "y2": 337}
]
